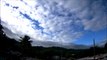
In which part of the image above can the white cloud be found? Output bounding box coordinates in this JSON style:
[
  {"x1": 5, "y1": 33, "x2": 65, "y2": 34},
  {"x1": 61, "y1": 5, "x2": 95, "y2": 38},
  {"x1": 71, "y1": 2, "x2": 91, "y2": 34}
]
[{"x1": 1, "y1": 0, "x2": 107, "y2": 47}]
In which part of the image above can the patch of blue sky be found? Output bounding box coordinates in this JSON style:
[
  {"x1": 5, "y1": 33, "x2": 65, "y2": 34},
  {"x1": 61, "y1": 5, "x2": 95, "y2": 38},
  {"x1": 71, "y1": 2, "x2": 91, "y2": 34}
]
[
  {"x1": 73, "y1": 28, "x2": 107, "y2": 45},
  {"x1": 19, "y1": 12, "x2": 43, "y2": 30},
  {"x1": 31, "y1": 20, "x2": 44, "y2": 30},
  {"x1": 12, "y1": 6, "x2": 19, "y2": 9},
  {"x1": 5, "y1": 2, "x2": 19, "y2": 9},
  {"x1": 20, "y1": 12, "x2": 32, "y2": 20},
  {"x1": 5, "y1": 3, "x2": 9, "y2": 6}
]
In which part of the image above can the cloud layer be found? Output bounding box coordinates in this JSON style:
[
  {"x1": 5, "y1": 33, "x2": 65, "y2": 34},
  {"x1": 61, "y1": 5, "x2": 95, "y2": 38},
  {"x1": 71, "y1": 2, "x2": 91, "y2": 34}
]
[{"x1": 1, "y1": 0, "x2": 107, "y2": 47}]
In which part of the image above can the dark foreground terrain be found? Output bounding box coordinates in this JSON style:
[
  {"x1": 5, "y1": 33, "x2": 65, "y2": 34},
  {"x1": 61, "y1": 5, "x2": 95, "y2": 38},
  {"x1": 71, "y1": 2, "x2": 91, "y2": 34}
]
[{"x1": 0, "y1": 24, "x2": 107, "y2": 60}]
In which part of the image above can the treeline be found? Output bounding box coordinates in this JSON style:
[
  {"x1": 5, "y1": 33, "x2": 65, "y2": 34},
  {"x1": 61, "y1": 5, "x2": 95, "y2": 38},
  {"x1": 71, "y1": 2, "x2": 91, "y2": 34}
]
[{"x1": 0, "y1": 24, "x2": 107, "y2": 60}]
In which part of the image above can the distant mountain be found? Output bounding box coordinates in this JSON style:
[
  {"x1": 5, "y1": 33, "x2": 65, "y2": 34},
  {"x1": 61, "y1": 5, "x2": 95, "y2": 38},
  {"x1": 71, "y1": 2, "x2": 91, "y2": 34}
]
[
  {"x1": 62, "y1": 44, "x2": 90, "y2": 49},
  {"x1": 32, "y1": 41, "x2": 90, "y2": 49}
]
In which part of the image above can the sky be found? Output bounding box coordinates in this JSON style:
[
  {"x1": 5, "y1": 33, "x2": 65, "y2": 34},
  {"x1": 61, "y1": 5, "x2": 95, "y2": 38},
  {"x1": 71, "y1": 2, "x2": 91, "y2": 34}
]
[{"x1": 0, "y1": 0, "x2": 107, "y2": 48}]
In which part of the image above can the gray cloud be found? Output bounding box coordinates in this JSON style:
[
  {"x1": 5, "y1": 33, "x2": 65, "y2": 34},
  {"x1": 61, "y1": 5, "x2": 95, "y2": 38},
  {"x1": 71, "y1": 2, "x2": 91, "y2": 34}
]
[
  {"x1": 82, "y1": 17, "x2": 107, "y2": 31},
  {"x1": 1, "y1": 21, "x2": 23, "y2": 40},
  {"x1": 3, "y1": 27, "x2": 20, "y2": 40},
  {"x1": 77, "y1": 0, "x2": 107, "y2": 31}
]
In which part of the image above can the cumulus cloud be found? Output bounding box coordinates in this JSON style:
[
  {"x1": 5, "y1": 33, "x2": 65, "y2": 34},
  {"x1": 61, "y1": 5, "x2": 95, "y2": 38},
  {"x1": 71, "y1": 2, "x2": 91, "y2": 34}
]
[
  {"x1": 1, "y1": 0, "x2": 107, "y2": 47},
  {"x1": 78, "y1": 0, "x2": 107, "y2": 31}
]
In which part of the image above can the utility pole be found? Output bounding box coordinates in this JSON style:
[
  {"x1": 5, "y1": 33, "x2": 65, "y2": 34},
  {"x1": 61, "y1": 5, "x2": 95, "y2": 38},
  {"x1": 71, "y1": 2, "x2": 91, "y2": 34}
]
[
  {"x1": 60, "y1": 40, "x2": 62, "y2": 60},
  {"x1": 93, "y1": 39, "x2": 96, "y2": 60}
]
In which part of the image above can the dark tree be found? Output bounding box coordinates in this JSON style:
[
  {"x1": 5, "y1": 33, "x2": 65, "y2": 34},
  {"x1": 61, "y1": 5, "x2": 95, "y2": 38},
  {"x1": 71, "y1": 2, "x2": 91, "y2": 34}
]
[
  {"x1": 105, "y1": 42, "x2": 107, "y2": 50},
  {"x1": 0, "y1": 22, "x2": 4, "y2": 38},
  {"x1": 0, "y1": 22, "x2": 20, "y2": 60},
  {"x1": 19, "y1": 35, "x2": 32, "y2": 56},
  {"x1": 20, "y1": 36, "x2": 32, "y2": 48}
]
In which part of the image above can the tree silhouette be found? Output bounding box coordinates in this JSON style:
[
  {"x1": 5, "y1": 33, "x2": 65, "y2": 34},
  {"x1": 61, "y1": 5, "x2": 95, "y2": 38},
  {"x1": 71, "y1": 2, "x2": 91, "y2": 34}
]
[
  {"x1": 20, "y1": 36, "x2": 32, "y2": 48},
  {"x1": 19, "y1": 35, "x2": 32, "y2": 56},
  {"x1": 105, "y1": 42, "x2": 107, "y2": 50},
  {"x1": 0, "y1": 22, "x2": 4, "y2": 39}
]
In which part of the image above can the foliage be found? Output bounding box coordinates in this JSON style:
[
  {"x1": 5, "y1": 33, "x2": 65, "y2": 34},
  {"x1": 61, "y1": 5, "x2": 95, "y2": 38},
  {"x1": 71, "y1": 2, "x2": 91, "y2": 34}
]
[
  {"x1": 19, "y1": 35, "x2": 32, "y2": 56},
  {"x1": 105, "y1": 42, "x2": 107, "y2": 49}
]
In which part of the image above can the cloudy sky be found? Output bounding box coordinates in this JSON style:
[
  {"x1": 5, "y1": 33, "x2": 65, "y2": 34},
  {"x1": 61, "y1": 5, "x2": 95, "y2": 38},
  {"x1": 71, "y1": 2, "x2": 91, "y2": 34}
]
[{"x1": 0, "y1": 0, "x2": 107, "y2": 47}]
